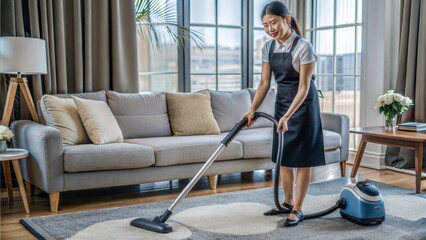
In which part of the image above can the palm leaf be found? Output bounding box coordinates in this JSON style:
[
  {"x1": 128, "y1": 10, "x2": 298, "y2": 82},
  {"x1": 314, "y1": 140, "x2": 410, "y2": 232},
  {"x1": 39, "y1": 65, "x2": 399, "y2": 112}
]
[{"x1": 135, "y1": 0, "x2": 206, "y2": 51}]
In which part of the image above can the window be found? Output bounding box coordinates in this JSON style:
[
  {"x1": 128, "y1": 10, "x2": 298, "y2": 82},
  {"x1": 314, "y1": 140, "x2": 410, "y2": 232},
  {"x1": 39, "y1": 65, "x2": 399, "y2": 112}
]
[
  {"x1": 190, "y1": 0, "x2": 243, "y2": 92},
  {"x1": 307, "y1": 0, "x2": 362, "y2": 148},
  {"x1": 137, "y1": 0, "x2": 272, "y2": 93},
  {"x1": 136, "y1": 0, "x2": 179, "y2": 93}
]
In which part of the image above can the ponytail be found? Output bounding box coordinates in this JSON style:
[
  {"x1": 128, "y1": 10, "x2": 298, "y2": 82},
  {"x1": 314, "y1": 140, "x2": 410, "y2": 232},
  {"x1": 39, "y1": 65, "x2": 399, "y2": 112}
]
[{"x1": 290, "y1": 16, "x2": 302, "y2": 36}]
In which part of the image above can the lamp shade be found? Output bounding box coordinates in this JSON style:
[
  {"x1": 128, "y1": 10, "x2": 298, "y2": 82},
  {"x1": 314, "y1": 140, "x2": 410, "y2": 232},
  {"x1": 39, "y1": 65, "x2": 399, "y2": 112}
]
[{"x1": 0, "y1": 37, "x2": 47, "y2": 75}]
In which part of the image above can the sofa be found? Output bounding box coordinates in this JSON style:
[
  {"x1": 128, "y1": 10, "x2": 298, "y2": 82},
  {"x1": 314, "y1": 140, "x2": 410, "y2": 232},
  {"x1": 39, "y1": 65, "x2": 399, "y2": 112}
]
[{"x1": 11, "y1": 89, "x2": 349, "y2": 212}]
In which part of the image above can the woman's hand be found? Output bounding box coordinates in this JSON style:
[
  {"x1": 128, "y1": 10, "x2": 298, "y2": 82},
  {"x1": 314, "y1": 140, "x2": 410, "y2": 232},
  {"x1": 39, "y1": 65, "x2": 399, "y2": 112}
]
[
  {"x1": 277, "y1": 116, "x2": 289, "y2": 132},
  {"x1": 242, "y1": 111, "x2": 256, "y2": 127}
]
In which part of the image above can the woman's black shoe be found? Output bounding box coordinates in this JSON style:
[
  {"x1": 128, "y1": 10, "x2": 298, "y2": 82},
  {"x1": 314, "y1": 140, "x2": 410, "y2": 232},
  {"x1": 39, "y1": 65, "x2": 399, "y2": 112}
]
[
  {"x1": 263, "y1": 202, "x2": 293, "y2": 216},
  {"x1": 284, "y1": 210, "x2": 304, "y2": 227}
]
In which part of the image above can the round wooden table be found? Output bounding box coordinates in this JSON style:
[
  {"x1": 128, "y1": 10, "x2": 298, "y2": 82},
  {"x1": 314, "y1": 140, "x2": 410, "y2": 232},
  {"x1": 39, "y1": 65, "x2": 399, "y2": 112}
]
[{"x1": 0, "y1": 148, "x2": 30, "y2": 213}]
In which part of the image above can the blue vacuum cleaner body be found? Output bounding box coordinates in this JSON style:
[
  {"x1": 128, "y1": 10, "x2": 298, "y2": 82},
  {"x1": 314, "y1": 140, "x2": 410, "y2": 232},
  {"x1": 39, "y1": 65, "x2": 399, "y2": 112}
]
[{"x1": 339, "y1": 181, "x2": 385, "y2": 225}]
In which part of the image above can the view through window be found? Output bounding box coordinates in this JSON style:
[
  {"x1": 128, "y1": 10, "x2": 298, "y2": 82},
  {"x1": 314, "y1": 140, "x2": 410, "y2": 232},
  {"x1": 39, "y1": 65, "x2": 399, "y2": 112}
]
[
  {"x1": 137, "y1": 0, "x2": 272, "y2": 93},
  {"x1": 308, "y1": 0, "x2": 362, "y2": 148}
]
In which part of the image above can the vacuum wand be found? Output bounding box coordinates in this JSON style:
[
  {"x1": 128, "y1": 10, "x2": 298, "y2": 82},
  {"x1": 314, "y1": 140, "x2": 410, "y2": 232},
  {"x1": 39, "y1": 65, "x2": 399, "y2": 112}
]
[{"x1": 130, "y1": 117, "x2": 250, "y2": 233}]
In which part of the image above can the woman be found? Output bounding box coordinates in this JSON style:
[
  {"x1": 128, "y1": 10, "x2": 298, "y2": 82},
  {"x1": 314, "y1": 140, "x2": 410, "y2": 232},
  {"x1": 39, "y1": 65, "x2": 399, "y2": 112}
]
[{"x1": 243, "y1": 1, "x2": 325, "y2": 227}]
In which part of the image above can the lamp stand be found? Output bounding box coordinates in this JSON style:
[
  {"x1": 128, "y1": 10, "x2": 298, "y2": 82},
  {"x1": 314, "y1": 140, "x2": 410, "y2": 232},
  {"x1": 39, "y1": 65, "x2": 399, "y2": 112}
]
[
  {"x1": 1, "y1": 77, "x2": 39, "y2": 202},
  {"x1": 1, "y1": 77, "x2": 39, "y2": 126}
]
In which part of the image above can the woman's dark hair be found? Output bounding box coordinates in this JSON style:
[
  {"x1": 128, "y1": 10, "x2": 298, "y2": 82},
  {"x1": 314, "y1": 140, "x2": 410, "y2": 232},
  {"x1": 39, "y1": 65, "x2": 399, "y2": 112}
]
[{"x1": 261, "y1": 1, "x2": 302, "y2": 36}]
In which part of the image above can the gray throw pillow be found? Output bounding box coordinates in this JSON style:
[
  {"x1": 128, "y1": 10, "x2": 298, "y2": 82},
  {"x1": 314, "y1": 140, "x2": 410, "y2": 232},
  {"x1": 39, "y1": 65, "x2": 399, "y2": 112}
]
[
  {"x1": 107, "y1": 91, "x2": 172, "y2": 139},
  {"x1": 210, "y1": 89, "x2": 252, "y2": 132},
  {"x1": 248, "y1": 88, "x2": 275, "y2": 128}
]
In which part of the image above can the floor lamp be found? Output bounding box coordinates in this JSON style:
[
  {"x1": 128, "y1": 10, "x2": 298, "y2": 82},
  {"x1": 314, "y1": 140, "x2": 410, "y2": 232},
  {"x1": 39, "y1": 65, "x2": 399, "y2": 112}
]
[
  {"x1": 0, "y1": 37, "x2": 47, "y2": 202},
  {"x1": 0, "y1": 37, "x2": 47, "y2": 126}
]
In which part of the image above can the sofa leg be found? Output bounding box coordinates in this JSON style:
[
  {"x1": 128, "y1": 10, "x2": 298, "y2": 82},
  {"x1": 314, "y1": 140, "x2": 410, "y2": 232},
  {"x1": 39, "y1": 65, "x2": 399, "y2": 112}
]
[
  {"x1": 265, "y1": 169, "x2": 273, "y2": 175},
  {"x1": 49, "y1": 192, "x2": 60, "y2": 212},
  {"x1": 340, "y1": 161, "x2": 347, "y2": 177},
  {"x1": 208, "y1": 175, "x2": 218, "y2": 190}
]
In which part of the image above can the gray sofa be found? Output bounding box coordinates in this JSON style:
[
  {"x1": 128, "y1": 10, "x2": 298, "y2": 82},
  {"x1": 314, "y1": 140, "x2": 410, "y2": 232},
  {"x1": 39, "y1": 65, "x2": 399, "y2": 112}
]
[{"x1": 11, "y1": 89, "x2": 349, "y2": 212}]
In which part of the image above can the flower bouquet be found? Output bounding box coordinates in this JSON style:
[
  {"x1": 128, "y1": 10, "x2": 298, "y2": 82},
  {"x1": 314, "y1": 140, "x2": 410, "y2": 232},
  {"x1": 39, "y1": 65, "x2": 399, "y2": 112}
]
[
  {"x1": 0, "y1": 125, "x2": 14, "y2": 153},
  {"x1": 375, "y1": 90, "x2": 414, "y2": 129}
]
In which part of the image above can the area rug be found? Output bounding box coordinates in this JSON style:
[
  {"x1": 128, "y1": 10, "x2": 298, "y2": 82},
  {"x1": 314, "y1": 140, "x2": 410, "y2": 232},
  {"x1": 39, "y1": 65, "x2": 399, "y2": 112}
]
[{"x1": 21, "y1": 178, "x2": 426, "y2": 240}]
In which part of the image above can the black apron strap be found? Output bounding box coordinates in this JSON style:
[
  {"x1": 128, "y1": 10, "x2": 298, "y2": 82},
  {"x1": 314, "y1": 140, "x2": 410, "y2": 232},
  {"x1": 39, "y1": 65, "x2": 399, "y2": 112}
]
[
  {"x1": 269, "y1": 40, "x2": 276, "y2": 60},
  {"x1": 289, "y1": 35, "x2": 300, "y2": 53}
]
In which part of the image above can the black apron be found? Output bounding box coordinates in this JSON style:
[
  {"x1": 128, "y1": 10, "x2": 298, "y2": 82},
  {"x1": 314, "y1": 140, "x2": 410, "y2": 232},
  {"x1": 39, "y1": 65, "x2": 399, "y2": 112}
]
[{"x1": 270, "y1": 36, "x2": 326, "y2": 168}]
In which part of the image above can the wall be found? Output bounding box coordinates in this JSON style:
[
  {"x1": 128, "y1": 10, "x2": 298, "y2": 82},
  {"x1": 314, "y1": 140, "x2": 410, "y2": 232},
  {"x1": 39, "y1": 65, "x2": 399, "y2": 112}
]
[{"x1": 347, "y1": 0, "x2": 401, "y2": 169}]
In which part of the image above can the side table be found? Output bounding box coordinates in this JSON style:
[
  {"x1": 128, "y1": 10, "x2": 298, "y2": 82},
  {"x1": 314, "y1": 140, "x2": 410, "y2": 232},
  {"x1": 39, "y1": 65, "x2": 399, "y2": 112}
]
[{"x1": 0, "y1": 148, "x2": 30, "y2": 213}]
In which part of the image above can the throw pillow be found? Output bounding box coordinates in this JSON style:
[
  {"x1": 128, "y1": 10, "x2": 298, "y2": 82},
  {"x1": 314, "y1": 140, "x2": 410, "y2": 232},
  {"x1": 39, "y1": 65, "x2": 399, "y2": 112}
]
[
  {"x1": 40, "y1": 95, "x2": 90, "y2": 146},
  {"x1": 166, "y1": 90, "x2": 220, "y2": 136},
  {"x1": 210, "y1": 89, "x2": 252, "y2": 132},
  {"x1": 248, "y1": 88, "x2": 276, "y2": 128},
  {"x1": 107, "y1": 91, "x2": 172, "y2": 138},
  {"x1": 73, "y1": 97, "x2": 124, "y2": 144}
]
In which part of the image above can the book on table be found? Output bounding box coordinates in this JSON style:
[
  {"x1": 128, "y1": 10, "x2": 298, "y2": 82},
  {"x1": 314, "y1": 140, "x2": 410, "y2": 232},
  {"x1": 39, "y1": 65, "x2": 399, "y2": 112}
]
[{"x1": 397, "y1": 122, "x2": 426, "y2": 132}]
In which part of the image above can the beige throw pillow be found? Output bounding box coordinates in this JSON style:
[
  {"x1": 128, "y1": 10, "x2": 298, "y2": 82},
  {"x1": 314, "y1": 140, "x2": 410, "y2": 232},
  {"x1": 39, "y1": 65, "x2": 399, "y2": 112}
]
[
  {"x1": 166, "y1": 90, "x2": 220, "y2": 136},
  {"x1": 73, "y1": 97, "x2": 124, "y2": 144},
  {"x1": 41, "y1": 95, "x2": 90, "y2": 146}
]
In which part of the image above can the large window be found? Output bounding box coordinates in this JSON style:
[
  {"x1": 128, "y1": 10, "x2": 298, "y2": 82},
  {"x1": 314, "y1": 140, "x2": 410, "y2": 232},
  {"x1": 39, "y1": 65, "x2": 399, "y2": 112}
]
[
  {"x1": 137, "y1": 0, "x2": 270, "y2": 93},
  {"x1": 307, "y1": 0, "x2": 362, "y2": 148},
  {"x1": 137, "y1": 0, "x2": 179, "y2": 93},
  {"x1": 190, "y1": 0, "x2": 243, "y2": 91}
]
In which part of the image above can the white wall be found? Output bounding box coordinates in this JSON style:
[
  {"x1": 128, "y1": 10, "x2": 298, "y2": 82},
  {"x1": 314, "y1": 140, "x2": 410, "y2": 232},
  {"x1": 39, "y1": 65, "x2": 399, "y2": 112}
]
[{"x1": 348, "y1": 0, "x2": 401, "y2": 169}]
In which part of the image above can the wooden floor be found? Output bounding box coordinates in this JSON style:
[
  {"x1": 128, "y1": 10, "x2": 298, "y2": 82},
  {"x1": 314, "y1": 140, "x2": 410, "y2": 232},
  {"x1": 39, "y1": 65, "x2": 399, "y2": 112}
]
[{"x1": 1, "y1": 165, "x2": 425, "y2": 239}]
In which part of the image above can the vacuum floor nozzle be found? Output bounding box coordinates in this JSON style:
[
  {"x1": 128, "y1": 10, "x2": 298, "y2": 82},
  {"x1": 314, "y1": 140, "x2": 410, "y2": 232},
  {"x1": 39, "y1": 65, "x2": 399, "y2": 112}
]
[{"x1": 130, "y1": 217, "x2": 173, "y2": 234}]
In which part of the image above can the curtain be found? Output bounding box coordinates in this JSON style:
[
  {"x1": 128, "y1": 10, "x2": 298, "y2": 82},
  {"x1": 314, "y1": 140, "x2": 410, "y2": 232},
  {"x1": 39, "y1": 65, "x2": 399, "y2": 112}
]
[
  {"x1": 0, "y1": 0, "x2": 138, "y2": 119},
  {"x1": 385, "y1": 0, "x2": 426, "y2": 168}
]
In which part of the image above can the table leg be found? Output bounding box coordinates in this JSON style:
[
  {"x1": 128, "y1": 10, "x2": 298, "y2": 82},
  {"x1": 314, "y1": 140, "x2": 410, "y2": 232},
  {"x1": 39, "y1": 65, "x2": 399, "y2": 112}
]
[
  {"x1": 11, "y1": 159, "x2": 30, "y2": 213},
  {"x1": 2, "y1": 161, "x2": 14, "y2": 201},
  {"x1": 351, "y1": 136, "x2": 367, "y2": 178},
  {"x1": 414, "y1": 143, "x2": 424, "y2": 194}
]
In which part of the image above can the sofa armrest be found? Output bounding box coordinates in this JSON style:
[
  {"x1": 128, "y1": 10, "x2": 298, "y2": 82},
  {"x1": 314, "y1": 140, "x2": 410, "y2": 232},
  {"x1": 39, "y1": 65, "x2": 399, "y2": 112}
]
[
  {"x1": 11, "y1": 120, "x2": 64, "y2": 193},
  {"x1": 320, "y1": 112, "x2": 350, "y2": 161}
]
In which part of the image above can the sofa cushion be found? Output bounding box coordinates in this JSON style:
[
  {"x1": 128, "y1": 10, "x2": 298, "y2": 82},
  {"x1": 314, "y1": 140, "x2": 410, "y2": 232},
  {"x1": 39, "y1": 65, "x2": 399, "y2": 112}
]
[
  {"x1": 125, "y1": 134, "x2": 242, "y2": 166},
  {"x1": 73, "y1": 97, "x2": 124, "y2": 144},
  {"x1": 107, "y1": 91, "x2": 171, "y2": 139},
  {"x1": 248, "y1": 88, "x2": 275, "y2": 128},
  {"x1": 323, "y1": 130, "x2": 342, "y2": 151},
  {"x1": 233, "y1": 127, "x2": 273, "y2": 158},
  {"x1": 210, "y1": 89, "x2": 252, "y2": 132},
  {"x1": 40, "y1": 95, "x2": 90, "y2": 146},
  {"x1": 166, "y1": 91, "x2": 220, "y2": 136},
  {"x1": 38, "y1": 90, "x2": 107, "y2": 129},
  {"x1": 63, "y1": 143, "x2": 155, "y2": 172}
]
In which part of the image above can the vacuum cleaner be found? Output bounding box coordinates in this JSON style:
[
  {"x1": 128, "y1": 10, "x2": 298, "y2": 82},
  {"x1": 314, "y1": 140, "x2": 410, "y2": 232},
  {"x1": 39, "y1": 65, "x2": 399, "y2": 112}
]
[{"x1": 130, "y1": 112, "x2": 385, "y2": 234}]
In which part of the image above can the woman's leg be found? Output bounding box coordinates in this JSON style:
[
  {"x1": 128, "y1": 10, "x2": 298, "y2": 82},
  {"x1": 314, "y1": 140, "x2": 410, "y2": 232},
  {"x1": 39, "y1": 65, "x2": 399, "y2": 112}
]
[
  {"x1": 281, "y1": 166, "x2": 295, "y2": 205},
  {"x1": 288, "y1": 167, "x2": 311, "y2": 220}
]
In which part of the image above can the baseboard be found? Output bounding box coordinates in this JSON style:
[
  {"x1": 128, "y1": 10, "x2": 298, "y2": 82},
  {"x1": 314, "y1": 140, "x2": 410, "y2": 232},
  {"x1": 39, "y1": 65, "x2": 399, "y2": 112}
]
[
  {"x1": 385, "y1": 166, "x2": 426, "y2": 177},
  {"x1": 348, "y1": 149, "x2": 387, "y2": 170}
]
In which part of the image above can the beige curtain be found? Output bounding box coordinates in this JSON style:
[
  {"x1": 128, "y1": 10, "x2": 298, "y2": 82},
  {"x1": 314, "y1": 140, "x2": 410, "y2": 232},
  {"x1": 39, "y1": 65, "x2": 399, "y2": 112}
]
[
  {"x1": 386, "y1": 0, "x2": 426, "y2": 169},
  {"x1": 0, "y1": 0, "x2": 138, "y2": 119},
  {"x1": 396, "y1": 0, "x2": 426, "y2": 122}
]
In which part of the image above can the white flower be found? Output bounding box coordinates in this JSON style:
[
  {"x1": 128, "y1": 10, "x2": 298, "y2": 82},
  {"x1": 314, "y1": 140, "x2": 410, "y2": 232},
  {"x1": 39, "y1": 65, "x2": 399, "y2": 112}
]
[
  {"x1": 393, "y1": 93, "x2": 403, "y2": 102},
  {"x1": 400, "y1": 97, "x2": 413, "y2": 106},
  {"x1": 0, "y1": 125, "x2": 14, "y2": 142},
  {"x1": 383, "y1": 94, "x2": 394, "y2": 105},
  {"x1": 374, "y1": 100, "x2": 383, "y2": 109}
]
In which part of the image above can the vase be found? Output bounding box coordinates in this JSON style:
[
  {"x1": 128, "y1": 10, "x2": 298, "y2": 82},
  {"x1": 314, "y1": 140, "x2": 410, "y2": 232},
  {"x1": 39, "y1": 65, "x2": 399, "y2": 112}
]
[
  {"x1": 0, "y1": 141, "x2": 7, "y2": 153},
  {"x1": 385, "y1": 114, "x2": 397, "y2": 130}
]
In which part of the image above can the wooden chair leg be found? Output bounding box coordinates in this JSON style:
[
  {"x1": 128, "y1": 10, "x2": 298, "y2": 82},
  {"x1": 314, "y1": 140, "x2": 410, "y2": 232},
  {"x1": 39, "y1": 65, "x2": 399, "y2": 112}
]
[
  {"x1": 208, "y1": 175, "x2": 218, "y2": 190},
  {"x1": 340, "y1": 161, "x2": 347, "y2": 177},
  {"x1": 49, "y1": 192, "x2": 60, "y2": 212}
]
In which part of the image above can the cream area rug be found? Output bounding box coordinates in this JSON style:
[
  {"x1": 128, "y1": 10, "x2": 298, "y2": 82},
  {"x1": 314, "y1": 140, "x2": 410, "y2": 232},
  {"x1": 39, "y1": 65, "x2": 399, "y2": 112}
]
[{"x1": 20, "y1": 178, "x2": 426, "y2": 240}]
